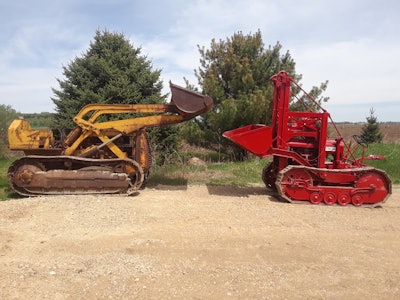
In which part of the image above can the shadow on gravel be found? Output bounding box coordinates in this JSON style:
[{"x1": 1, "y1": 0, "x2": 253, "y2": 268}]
[
  {"x1": 205, "y1": 184, "x2": 290, "y2": 204},
  {"x1": 206, "y1": 184, "x2": 274, "y2": 198},
  {"x1": 146, "y1": 183, "x2": 188, "y2": 191},
  {"x1": 146, "y1": 177, "x2": 189, "y2": 190}
]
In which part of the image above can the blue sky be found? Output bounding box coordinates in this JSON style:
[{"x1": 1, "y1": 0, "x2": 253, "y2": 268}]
[{"x1": 0, "y1": 0, "x2": 399, "y2": 122}]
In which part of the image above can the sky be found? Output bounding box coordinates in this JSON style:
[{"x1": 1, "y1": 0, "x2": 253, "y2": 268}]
[{"x1": 0, "y1": 0, "x2": 399, "y2": 122}]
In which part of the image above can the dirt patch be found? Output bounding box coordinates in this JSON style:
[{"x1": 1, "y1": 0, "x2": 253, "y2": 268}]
[
  {"x1": 1, "y1": 185, "x2": 399, "y2": 299},
  {"x1": 330, "y1": 122, "x2": 400, "y2": 143}
]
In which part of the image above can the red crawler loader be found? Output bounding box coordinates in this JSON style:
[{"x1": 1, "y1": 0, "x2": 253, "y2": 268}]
[{"x1": 223, "y1": 71, "x2": 391, "y2": 207}]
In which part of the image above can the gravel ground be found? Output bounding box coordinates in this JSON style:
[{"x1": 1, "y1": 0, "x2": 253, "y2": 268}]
[{"x1": 0, "y1": 184, "x2": 399, "y2": 299}]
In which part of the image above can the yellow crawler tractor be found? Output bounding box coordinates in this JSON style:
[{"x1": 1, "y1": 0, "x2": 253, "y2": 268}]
[{"x1": 7, "y1": 83, "x2": 213, "y2": 196}]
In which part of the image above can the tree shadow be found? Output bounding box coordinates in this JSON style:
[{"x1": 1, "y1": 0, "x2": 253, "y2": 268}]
[
  {"x1": 205, "y1": 184, "x2": 284, "y2": 200},
  {"x1": 205, "y1": 184, "x2": 291, "y2": 204},
  {"x1": 146, "y1": 183, "x2": 188, "y2": 191},
  {"x1": 145, "y1": 176, "x2": 189, "y2": 191}
]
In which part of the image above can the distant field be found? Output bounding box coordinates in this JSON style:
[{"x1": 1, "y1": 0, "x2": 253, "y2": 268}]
[{"x1": 329, "y1": 122, "x2": 400, "y2": 144}]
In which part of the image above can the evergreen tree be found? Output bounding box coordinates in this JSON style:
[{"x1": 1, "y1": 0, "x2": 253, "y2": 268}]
[
  {"x1": 186, "y1": 30, "x2": 328, "y2": 158},
  {"x1": 360, "y1": 108, "x2": 383, "y2": 144},
  {"x1": 51, "y1": 30, "x2": 179, "y2": 162},
  {"x1": 52, "y1": 30, "x2": 163, "y2": 129}
]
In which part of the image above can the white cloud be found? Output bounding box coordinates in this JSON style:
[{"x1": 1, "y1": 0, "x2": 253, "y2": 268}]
[
  {"x1": 292, "y1": 38, "x2": 400, "y2": 105},
  {"x1": 0, "y1": 67, "x2": 58, "y2": 113},
  {"x1": 0, "y1": 0, "x2": 399, "y2": 122}
]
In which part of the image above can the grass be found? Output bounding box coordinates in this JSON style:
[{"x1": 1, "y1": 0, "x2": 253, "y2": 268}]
[
  {"x1": 1, "y1": 143, "x2": 399, "y2": 200},
  {"x1": 147, "y1": 158, "x2": 267, "y2": 187},
  {"x1": 0, "y1": 158, "x2": 14, "y2": 200},
  {"x1": 354, "y1": 143, "x2": 400, "y2": 184}
]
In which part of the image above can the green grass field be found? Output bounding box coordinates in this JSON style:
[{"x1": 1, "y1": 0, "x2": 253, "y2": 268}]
[
  {"x1": 1, "y1": 143, "x2": 399, "y2": 200},
  {"x1": 355, "y1": 143, "x2": 400, "y2": 184},
  {"x1": 0, "y1": 159, "x2": 13, "y2": 200},
  {"x1": 147, "y1": 158, "x2": 267, "y2": 187}
]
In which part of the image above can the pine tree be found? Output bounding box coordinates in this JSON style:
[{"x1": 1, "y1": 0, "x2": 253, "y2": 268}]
[
  {"x1": 51, "y1": 29, "x2": 179, "y2": 162},
  {"x1": 51, "y1": 29, "x2": 163, "y2": 129},
  {"x1": 359, "y1": 108, "x2": 383, "y2": 144},
  {"x1": 186, "y1": 30, "x2": 329, "y2": 159}
]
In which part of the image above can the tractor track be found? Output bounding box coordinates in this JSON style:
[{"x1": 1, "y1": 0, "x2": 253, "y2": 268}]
[{"x1": 275, "y1": 165, "x2": 392, "y2": 207}]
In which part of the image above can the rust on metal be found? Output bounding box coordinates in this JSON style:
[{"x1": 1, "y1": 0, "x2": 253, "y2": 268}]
[
  {"x1": 169, "y1": 82, "x2": 213, "y2": 115},
  {"x1": 7, "y1": 82, "x2": 213, "y2": 197}
]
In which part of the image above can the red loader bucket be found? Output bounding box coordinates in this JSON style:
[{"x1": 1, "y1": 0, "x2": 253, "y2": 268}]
[{"x1": 223, "y1": 124, "x2": 273, "y2": 157}]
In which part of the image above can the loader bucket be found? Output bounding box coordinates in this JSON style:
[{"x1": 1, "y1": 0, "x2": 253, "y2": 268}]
[
  {"x1": 170, "y1": 82, "x2": 213, "y2": 115},
  {"x1": 223, "y1": 124, "x2": 273, "y2": 157}
]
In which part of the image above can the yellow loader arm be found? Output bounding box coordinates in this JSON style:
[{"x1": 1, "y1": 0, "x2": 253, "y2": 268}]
[
  {"x1": 8, "y1": 82, "x2": 213, "y2": 158},
  {"x1": 62, "y1": 83, "x2": 213, "y2": 157}
]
